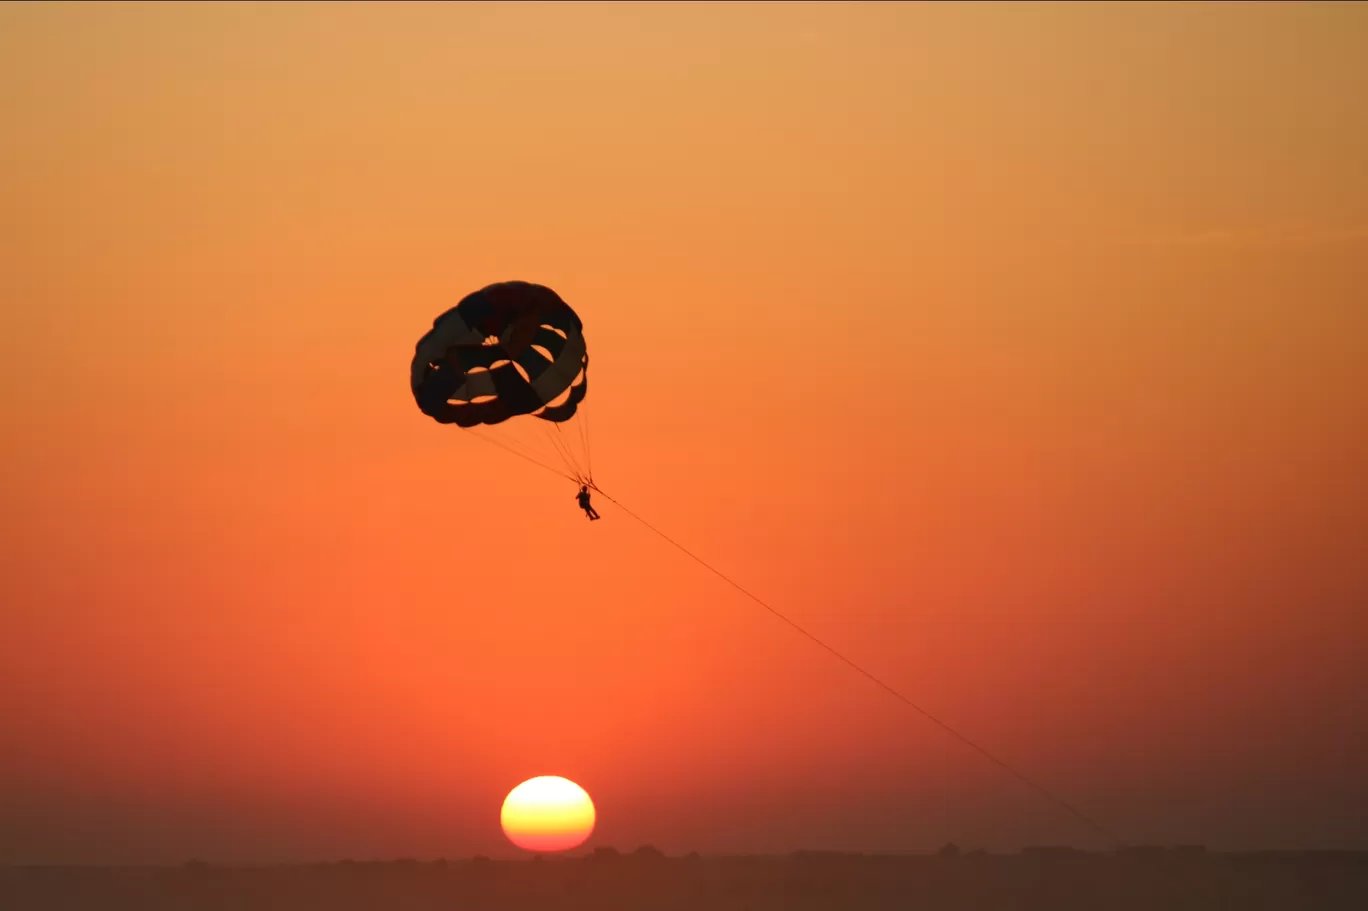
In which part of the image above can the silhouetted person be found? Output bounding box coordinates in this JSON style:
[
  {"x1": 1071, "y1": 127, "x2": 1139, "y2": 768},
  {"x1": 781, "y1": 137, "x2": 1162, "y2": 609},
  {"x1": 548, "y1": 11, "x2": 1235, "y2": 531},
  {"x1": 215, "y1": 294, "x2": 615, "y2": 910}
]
[{"x1": 576, "y1": 485, "x2": 600, "y2": 520}]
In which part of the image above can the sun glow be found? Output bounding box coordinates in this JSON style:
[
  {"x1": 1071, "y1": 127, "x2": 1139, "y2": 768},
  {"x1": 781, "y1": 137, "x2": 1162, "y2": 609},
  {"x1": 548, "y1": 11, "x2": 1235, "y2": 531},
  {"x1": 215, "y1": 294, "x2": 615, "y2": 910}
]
[{"x1": 500, "y1": 776, "x2": 596, "y2": 853}]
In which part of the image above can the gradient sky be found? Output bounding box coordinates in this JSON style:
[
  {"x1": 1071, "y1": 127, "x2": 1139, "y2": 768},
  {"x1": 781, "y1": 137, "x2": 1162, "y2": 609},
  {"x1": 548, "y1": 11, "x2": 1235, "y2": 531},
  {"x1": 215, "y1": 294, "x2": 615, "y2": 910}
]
[{"x1": 2, "y1": 1, "x2": 1366, "y2": 864}]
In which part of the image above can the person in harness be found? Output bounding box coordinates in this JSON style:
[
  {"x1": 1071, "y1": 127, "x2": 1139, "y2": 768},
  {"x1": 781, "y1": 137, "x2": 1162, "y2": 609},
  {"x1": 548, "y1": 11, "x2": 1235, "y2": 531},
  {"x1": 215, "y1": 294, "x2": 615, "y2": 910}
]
[{"x1": 576, "y1": 484, "x2": 601, "y2": 521}]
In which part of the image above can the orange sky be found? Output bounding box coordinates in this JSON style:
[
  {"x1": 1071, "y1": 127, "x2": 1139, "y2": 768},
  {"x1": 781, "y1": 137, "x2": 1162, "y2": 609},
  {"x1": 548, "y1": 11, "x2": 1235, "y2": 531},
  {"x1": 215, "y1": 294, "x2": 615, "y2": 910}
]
[{"x1": 2, "y1": 1, "x2": 1367, "y2": 863}]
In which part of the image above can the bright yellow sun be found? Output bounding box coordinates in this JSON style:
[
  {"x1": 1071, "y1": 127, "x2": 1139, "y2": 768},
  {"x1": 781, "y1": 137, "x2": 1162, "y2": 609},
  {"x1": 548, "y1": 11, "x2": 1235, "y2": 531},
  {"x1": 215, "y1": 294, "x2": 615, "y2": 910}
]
[{"x1": 500, "y1": 776, "x2": 596, "y2": 853}]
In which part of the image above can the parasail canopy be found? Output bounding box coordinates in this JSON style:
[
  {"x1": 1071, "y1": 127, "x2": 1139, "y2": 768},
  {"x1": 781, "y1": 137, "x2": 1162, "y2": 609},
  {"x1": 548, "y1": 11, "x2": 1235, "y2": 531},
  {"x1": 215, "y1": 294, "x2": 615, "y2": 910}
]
[{"x1": 411, "y1": 281, "x2": 594, "y2": 486}]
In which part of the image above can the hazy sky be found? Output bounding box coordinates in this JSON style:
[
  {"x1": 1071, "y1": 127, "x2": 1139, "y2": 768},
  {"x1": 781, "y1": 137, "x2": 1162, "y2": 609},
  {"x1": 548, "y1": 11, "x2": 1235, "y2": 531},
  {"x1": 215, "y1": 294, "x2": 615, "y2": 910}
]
[{"x1": 2, "y1": 1, "x2": 1366, "y2": 864}]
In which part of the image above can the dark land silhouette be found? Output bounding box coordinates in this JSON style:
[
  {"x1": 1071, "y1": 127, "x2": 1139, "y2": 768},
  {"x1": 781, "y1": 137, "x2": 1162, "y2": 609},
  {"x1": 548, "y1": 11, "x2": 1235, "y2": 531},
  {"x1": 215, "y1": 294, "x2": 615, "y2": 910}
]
[{"x1": 5, "y1": 845, "x2": 1367, "y2": 910}]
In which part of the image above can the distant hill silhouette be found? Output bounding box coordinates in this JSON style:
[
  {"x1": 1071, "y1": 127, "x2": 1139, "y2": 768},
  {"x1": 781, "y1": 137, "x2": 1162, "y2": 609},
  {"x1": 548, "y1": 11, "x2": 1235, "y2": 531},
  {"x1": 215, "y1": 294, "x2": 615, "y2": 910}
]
[{"x1": 3, "y1": 848, "x2": 1366, "y2": 910}]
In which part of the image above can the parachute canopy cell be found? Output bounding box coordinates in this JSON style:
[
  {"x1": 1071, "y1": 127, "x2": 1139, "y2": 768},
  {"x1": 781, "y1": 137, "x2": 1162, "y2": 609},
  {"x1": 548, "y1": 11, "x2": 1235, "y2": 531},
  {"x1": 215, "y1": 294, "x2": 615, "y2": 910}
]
[{"x1": 411, "y1": 281, "x2": 588, "y2": 428}]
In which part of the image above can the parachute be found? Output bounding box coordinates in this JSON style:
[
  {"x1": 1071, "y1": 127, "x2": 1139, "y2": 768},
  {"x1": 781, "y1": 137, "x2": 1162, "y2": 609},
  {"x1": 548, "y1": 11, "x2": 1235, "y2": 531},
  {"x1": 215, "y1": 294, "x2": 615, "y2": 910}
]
[{"x1": 411, "y1": 281, "x2": 594, "y2": 486}]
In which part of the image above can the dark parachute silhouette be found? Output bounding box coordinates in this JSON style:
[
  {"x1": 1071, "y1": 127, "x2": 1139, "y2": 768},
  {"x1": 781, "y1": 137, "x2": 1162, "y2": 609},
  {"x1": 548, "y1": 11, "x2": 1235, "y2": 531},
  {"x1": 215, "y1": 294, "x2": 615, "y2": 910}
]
[{"x1": 411, "y1": 281, "x2": 594, "y2": 485}]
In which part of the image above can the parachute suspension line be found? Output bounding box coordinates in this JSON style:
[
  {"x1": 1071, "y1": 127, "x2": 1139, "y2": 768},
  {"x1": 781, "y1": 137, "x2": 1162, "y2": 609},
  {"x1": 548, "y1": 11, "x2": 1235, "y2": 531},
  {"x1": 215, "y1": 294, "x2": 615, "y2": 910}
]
[
  {"x1": 579, "y1": 408, "x2": 593, "y2": 484},
  {"x1": 588, "y1": 486, "x2": 1130, "y2": 854},
  {"x1": 544, "y1": 423, "x2": 582, "y2": 485},
  {"x1": 566, "y1": 415, "x2": 588, "y2": 481},
  {"x1": 561, "y1": 419, "x2": 582, "y2": 480},
  {"x1": 543, "y1": 422, "x2": 584, "y2": 485},
  {"x1": 474, "y1": 425, "x2": 570, "y2": 482},
  {"x1": 550, "y1": 420, "x2": 591, "y2": 487},
  {"x1": 550, "y1": 423, "x2": 581, "y2": 477},
  {"x1": 461, "y1": 427, "x2": 580, "y2": 485}
]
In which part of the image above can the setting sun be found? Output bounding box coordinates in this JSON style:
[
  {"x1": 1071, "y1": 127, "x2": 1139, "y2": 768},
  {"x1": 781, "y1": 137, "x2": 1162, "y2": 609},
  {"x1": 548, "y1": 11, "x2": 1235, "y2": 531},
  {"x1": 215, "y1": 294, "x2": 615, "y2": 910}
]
[{"x1": 500, "y1": 776, "x2": 596, "y2": 853}]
